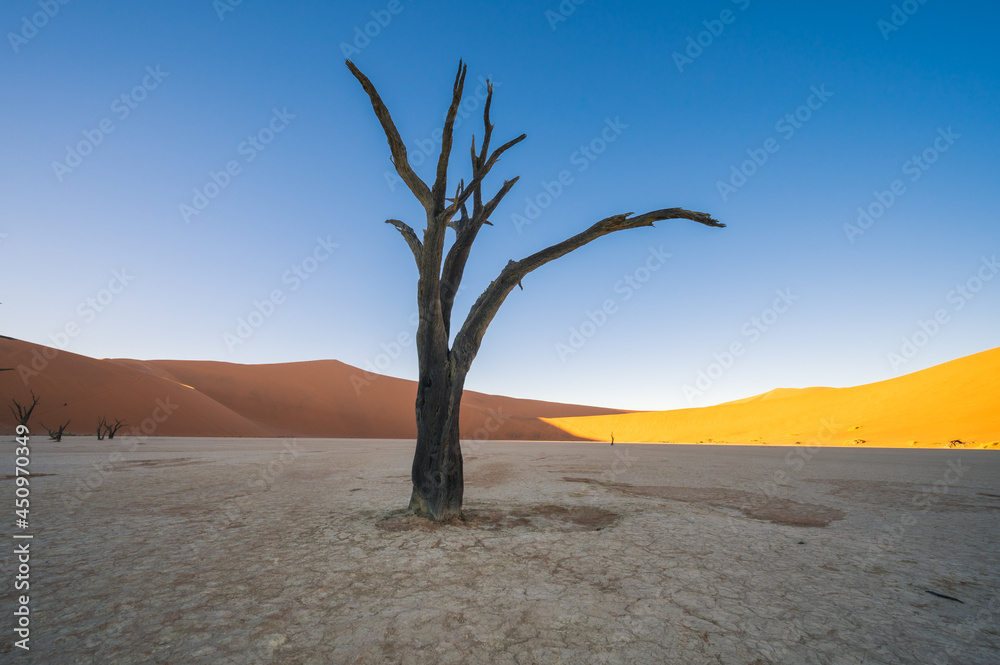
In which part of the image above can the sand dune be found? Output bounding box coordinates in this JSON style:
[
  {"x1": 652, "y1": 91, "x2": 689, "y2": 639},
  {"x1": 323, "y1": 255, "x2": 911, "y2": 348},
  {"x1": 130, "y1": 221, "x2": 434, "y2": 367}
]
[
  {"x1": 0, "y1": 337, "x2": 624, "y2": 440},
  {"x1": 544, "y1": 346, "x2": 1000, "y2": 448},
  {"x1": 719, "y1": 386, "x2": 835, "y2": 405},
  {"x1": 3, "y1": 336, "x2": 996, "y2": 447}
]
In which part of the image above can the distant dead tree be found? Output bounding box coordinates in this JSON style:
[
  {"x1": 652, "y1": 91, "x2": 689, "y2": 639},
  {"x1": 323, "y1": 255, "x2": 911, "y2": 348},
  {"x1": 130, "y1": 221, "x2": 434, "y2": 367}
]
[
  {"x1": 347, "y1": 59, "x2": 724, "y2": 521},
  {"x1": 42, "y1": 420, "x2": 71, "y2": 442},
  {"x1": 9, "y1": 391, "x2": 40, "y2": 427},
  {"x1": 105, "y1": 418, "x2": 127, "y2": 440},
  {"x1": 96, "y1": 416, "x2": 108, "y2": 440}
]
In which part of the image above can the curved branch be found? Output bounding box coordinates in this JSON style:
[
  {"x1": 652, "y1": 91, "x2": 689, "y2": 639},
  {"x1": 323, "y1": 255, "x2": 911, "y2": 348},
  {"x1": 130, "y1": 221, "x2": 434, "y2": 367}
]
[
  {"x1": 346, "y1": 60, "x2": 433, "y2": 211},
  {"x1": 452, "y1": 208, "x2": 725, "y2": 367},
  {"x1": 386, "y1": 219, "x2": 423, "y2": 268}
]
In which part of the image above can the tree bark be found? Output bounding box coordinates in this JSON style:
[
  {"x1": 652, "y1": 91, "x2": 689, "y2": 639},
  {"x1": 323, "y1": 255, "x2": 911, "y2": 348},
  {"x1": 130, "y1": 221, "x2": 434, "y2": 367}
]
[{"x1": 409, "y1": 355, "x2": 467, "y2": 520}]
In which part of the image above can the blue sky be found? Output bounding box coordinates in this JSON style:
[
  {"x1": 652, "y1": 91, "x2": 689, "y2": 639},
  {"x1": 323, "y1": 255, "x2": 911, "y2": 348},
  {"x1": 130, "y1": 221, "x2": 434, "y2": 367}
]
[{"x1": 2, "y1": 0, "x2": 998, "y2": 410}]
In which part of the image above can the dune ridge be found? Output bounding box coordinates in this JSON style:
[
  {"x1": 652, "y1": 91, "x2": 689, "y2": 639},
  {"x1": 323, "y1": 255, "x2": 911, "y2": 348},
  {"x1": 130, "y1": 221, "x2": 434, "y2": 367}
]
[
  {"x1": 3, "y1": 337, "x2": 996, "y2": 447},
  {"x1": 0, "y1": 337, "x2": 624, "y2": 440},
  {"x1": 543, "y1": 346, "x2": 1000, "y2": 448}
]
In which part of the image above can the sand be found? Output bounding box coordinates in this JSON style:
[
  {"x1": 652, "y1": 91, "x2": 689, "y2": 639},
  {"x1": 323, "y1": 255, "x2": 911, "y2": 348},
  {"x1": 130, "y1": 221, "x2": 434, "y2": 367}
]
[
  {"x1": 5, "y1": 336, "x2": 997, "y2": 448},
  {"x1": 7, "y1": 435, "x2": 999, "y2": 664},
  {"x1": 0, "y1": 337, "x2": 625, "y2": 441},
  {"x1": 545, "y1": 346, "x2": 1000, "y2": 448}
]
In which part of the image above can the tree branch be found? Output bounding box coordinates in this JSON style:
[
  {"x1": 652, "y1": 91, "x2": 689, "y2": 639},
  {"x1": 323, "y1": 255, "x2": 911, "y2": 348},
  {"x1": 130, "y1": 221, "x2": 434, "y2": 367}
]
[
  {"x1": 438, "y1": 77, "x2": 518, "y2": 335},
  {"x1": 346, "y1": 60, "x2": 433, "y2": 211},
  {"x1": 452, "y1": 208, "x2": 725, "y2": 366},
  {"x1": 386, "y1": 219, "x2": 423, "y2": 268},
  {"x1": 440, "y1": 176, "x2": 520, "y2": 334},
  {"x1": 431, "y1": 61, "x2": 467, "y2": 215},
  {"x1": 441, "y1": 133, "x2": 526, "y2": 224},
  {"x1": 475, "y1": 81, "x2": 495, "y2": 170}
]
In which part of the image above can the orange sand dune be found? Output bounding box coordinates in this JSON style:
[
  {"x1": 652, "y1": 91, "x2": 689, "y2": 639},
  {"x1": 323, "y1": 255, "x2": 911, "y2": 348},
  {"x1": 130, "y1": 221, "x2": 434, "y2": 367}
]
[
  {"x1": 0, "y1": 337, "x2": 624, "y2": 440},
  {"x1": 719, "y1": 386, "x2": 835, "y2": 405},
  {"x1": 544, "y1": 347, "x2": 1000, "y2": 448}
]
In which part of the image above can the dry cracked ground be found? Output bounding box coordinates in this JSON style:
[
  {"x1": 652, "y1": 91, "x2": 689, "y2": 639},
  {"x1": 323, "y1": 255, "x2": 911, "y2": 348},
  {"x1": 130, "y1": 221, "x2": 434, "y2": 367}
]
[{"x1": 2, "y1": 437, "x2": 999, "y2": 664}]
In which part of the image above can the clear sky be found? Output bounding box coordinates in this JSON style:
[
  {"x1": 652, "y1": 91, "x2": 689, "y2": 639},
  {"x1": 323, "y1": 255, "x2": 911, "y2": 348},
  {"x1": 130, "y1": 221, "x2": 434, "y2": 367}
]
[{"x1": 2, "y1": 0, "x2": 998, "y2": 411}]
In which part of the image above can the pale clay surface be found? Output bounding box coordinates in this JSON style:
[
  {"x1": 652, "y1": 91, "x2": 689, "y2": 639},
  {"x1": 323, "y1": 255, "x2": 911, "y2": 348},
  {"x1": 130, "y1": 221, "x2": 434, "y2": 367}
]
[{"x1": 4, "y1": 437, "x2": 999, "y2": 664}]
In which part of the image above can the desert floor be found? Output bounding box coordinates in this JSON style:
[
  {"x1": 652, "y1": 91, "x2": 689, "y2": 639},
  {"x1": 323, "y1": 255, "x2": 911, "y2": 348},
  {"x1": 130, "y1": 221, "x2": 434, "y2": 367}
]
[{"x1": 4, "y1": 436, "x2": 999, "y2": 664}]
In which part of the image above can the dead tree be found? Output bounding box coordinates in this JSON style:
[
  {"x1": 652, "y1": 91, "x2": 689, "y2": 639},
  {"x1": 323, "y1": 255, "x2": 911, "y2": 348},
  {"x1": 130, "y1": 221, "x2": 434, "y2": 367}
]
[
  {"x1": 96, "y1": 416, "x2": 107, "y2": 440},
  {"x1": 42, "y1": 420, "x2": 71, "y2": 442},
  {"x1": 106, "y1": 418, "x2": 127, "y2": 440},
  {"x1": 347, "y1": 60, "x2": 724, "y2": 521},
  {"x1": 9, "y1": 391, "x2": 40, "y2": 427}
]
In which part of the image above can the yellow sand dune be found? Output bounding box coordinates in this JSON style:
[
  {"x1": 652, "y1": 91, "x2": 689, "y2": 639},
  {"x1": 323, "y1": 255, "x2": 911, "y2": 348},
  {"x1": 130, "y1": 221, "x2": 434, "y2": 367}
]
[{"x1": 544, "y1": 347, "x2": 1000, "y2": 448}]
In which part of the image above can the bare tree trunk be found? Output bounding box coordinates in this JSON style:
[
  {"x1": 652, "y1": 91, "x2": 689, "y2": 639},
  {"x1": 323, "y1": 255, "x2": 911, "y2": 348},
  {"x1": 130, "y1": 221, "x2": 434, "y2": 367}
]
[
  {"x1": 409, "y1": 358, "x2": 466, "y2": 519},
  {"x1": 408, "y1": 263, "x2": 468, "y2": 519}
]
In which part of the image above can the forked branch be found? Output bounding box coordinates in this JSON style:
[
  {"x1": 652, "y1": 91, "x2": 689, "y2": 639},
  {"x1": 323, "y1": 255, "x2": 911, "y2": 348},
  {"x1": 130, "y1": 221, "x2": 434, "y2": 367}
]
[
  {"x1": 440, "y1": 176, "x2": 520, "y2": 333},
  {"x1": 42, "y1": 419, "x2": 71, "y2": 442},
  {"x1": 439, "y1": 81, "x2": 523, "y2": 333},
  {"x1": 106, "y1": 418, "x2": 127, "y2": 440},
  {"x1": 9, "y1": 391, "x2": 40, "y2": 427},
  {"x1": 441, "y1": 133, "x2": 525, "y2": 224}
]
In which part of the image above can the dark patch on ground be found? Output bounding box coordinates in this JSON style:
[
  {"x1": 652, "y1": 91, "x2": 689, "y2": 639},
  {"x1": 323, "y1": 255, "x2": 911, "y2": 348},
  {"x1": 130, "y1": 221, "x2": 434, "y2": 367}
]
[
  {"x1": 109, "y1": 458, "x2": 209, "y2": 470},
  {"x1": 563, "y1": 476, "x2": 626, "y2": 487},
  {"x1": 2, "y1": 473, "x2": 55, "y2": 480},
  {"x1": 564, "y1": 477, "x2": 844, "y2": 528},
  {"x1": 377, "y1": 504, "x2": 619, "y2": 533}
]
